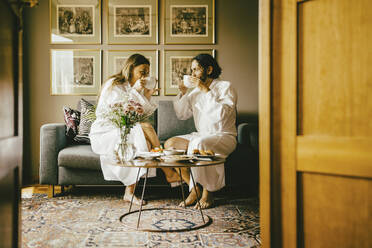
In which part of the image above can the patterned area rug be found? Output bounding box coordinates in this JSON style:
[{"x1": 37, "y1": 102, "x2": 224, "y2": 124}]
[{"x1": 22, "y1": 187, "x2": 260, "y2": 247}]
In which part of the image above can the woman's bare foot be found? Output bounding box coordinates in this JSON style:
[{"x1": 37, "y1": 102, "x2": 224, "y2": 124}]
[
  {"x1": 179, "y1": 186, "x2": 201, "y2": 207},
  {"x1": 194, "y1": 189, "x2": 214, "y2": 209},
  {"x1": 123, "y1": 192, "x2": 147, "y2": 206},
  {"x1": 123, "y1": 185, "x2": 147, "y2": 206}
]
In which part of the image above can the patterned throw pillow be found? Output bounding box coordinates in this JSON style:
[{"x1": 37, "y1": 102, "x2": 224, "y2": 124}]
[
  {"x1": 62, "y1": 106, "x2": 81, "y2": 139},
  {"x1": 74, "y1": 98, "x2": 96, "y2": 144}
]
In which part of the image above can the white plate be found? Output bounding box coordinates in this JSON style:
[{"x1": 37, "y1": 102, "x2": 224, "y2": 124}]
[
  {"x1": 136, "y1": 152, "x2": 162, "y2": 159},
  {"x1": 195, "y1": 154, "x2": 216, "y2": 159},
  {"x1": 161, "y1": 155, "x2": 194, "y2": 162},
  {"x1": 163, "y1": 149, "x2": 186, "y2": 155},
  {"x1": 193, "y1": 153, "x2": 225, "y2": 160}
]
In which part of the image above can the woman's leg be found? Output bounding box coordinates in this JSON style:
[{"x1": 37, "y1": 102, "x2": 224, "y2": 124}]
[
  {"x1": 195, "y1": 188, "x2": 214, "y2": 209},
  {"x1": 140, "y1": 122, "x2": 180, "y2": 183},
  {"x1": 187, "y1": 135, "x2": 230, "y2": 209},
  {"x1": 164, "y1": 136, "x2": 189, "y2": 151},
  {"x1": 164, "y1": 137, "x2": 201, "y2": 207},
  {"x1": 140, "y1": 122, "x2": 160, "y2": 148},
  {"x1": 123, "y1": 183, "x2": 146, "y2": 205}
]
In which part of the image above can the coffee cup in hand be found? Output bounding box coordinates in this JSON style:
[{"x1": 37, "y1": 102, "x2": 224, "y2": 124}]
[
  {"x1": 134, "y1": 76, "x2": 157, "y2": 89},
  {"x1": 183, "y1": 75, "x2": 196, "y2": 88},
  {"x1": 144, "y1": 76, "x2": 156, "y2": 89}
]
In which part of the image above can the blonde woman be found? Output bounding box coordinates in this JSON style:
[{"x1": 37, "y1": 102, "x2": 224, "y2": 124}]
[{"x1": 90, "y1": 54, "x2": 179, "y2": 205}]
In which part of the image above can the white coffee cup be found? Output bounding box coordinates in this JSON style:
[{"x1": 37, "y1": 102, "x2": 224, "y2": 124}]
[
  {"x1": 144, "y1": 76, "x2": 156, "y2": 89},
  {"x1": 134, "y1": 76, "x2": 157, "y2": 89},
  {"x1": 183, "y1": 75, "x2": 196, "y2": 88}
]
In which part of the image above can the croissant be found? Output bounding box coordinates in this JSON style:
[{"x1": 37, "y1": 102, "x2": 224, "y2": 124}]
[
  {"x1": 206, "y1": 150, "x2": 215, "y2": 156},
  {"x1": 193, "y1": 149, "x2": 200, "y2": 154},
  {"x1": 199, "y1": 150, "x2": 208, "y2": 155}
]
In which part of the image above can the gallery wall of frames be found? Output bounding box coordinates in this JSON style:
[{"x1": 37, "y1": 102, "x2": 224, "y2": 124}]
[{"x1": 49, "y1": 0, "x2": 215, "y2": 96}]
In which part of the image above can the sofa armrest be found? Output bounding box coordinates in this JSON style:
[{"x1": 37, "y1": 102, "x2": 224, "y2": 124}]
[
  {"x1": 237, "y1": 123, "x2": 258, "y2": 152},
  {"x1": 39, "y1": 123, "x2": 67, "y2": 185}
]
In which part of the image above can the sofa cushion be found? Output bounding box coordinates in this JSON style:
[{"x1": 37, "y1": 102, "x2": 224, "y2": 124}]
[
  {"x1": 58, "y1": 144, "x2": 101, "y2": 171},
  {"x1": 74, "y1": 98, "x2": 96, "y2": 144},
  {"x1": 63, "y1": 106, "x2": 80, "y2": 139},
  {"x1": 237, "y1": 123, "x2": 258, "y2": 151},
  {"x1": 157, "y1": 101, "x2": 196, "y2": 142}
]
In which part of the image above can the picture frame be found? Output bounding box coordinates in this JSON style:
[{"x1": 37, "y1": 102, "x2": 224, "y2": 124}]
[
  {"x1": 163, "y1": 49, "x2": 215, "y2": 96},
  {"x1": 50, "y1": 0, "x2": 101, "y2": 44},
  {"x1": 107, "y1": 0, "x2": 158, "y2": 44},
  {"x1": 50, "y1": 49, "x2": 101, "y2": 95},
  {"x1": 164, "y1": 0, "x2": 214, "y2": 44},
  {"x1": 106, "y1": 50, "x2": 159, "y2": 95}
]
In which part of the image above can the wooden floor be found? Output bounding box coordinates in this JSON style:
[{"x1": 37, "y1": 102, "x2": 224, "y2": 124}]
[
  {"x1": 22, "y1": 185, "x2": 51, "y2": 194},
  {"x1": 22, "y1": 185, "x2": 67, "y2": 198}
]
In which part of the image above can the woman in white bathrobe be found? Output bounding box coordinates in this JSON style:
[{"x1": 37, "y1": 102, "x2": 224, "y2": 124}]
[
  {"x1": 164, "y1": 54, "x2": 237, "y2": 209},
  {"x1": 90, "y1": 54, "x2": 179, "y2": 205}
]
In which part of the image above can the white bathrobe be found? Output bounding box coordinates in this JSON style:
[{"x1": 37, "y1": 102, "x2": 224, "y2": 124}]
[
  {"x1": 89, "y1": 78, "x2": 157, "y2": 186},
  {"x1": 173, "y1": 79, "x2": 237, "y2": 192}
]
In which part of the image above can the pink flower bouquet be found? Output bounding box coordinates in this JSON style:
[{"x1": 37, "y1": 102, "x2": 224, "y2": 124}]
[{"x1": 104, "y1": 99, "x2": 153, "y2": 162}]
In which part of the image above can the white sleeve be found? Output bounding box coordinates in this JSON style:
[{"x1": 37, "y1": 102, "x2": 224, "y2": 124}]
[
  {"x1": 195, "y1": 82, "x2": 237, "y2": 124},
  {"x1": 128, "y1": 88, "x2": 158, "y2": 115},
  {"x1": 90, "y1": 81, "x2": 157, "y2": 156},
  {"x1": 173, "y1": 92, "x2": 193, "y2": 120},
  {"x1": 95, "y1": 79, "x2": 119, "y2": 118}
]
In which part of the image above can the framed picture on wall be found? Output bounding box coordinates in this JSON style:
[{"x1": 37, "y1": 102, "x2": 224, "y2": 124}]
[
  {"x1": 163, "y1": 49, "x2": 215, "y2": 95},
  {"x1": 51, "y1": 49, "x2": 101, "y2": 95},
  {"x1": 50, "y1": 0, "x2": 101, "y2": 44},
  {"x1": 164, "y1": 0, "x2": 214, "y2": 44},
  {"x1": 106, "y1": 50, "x2": 159, "y2": 95},
  {"x1": 107, "y1": 0, "x2": 158, "y2": 44}
]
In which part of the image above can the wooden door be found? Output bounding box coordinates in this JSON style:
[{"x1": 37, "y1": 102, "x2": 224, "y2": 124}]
[
  {"x1": 0, "y1": 0, "x2": 23, "y2": 247},
  {"x1": 259, "y1": 0, "x2": 372, "y2": 247}
]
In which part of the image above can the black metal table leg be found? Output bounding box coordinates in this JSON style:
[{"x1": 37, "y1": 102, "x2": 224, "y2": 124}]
[
  {"x1": 189, "y1": 169, "x2": 205, "y2": 223},
  {"x1": 178, "y1": 168, "x2": 186, "y2": 209},
  {"x1": 128, "y1": 167, "x2": 141, "y2": 213},
  {"x1": 137, "y1": 168, "x2": 149, "y2": 229}
]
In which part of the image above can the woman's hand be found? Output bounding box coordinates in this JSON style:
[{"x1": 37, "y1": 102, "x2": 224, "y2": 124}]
[
  {"x1": 143, "y1": 78, "x2": 159, "y2": 100},
  {"x1": 144, "y1": 87, "x2": 160, "y2": 100},
  {"x1": 134, "y1": 78, "x2": 146, "y2": 93},
  {"x1": 178, "y1": 81, "x2": 188, "y2": 96}
]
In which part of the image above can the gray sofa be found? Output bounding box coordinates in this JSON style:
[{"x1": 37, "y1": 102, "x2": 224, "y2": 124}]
[{"x1": 40, "y1": 100, "x2": 258, "y2": 196}]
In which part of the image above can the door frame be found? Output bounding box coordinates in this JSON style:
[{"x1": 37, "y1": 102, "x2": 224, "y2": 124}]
[
  {"x1": 258, "y1": 0, "x2": 272, "y2": 247},
  {"x1": 259, "y1": 0, "x2": 299, "y2": 247}
]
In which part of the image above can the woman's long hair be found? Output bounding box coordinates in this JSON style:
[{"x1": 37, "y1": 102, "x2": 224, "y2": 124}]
[{"x1": 97, "y1": 53, "x2": 150, "y2": 100}]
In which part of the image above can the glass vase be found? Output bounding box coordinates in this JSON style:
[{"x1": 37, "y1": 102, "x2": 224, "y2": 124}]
[
  {"x1": 116, "y1": 141, "x2": 136, "y2": 162},
  {"x1": 115, "y1": 128, "x2": 136, "y2": 163}
]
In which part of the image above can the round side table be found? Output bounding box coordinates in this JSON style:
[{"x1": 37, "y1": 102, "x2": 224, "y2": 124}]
[{"x1": 117, "y1": 156, "x2": 225, "y2": 232}]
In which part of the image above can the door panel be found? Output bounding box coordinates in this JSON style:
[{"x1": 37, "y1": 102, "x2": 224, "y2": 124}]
[
  {"x1": 296, "y1": 0, "x2": 372, "y2": 246},
  {"x1": 0, "y1": 0, "x2": 22, "y2": 247},
  {"x1": 0, "y1": 168, "x2": 19, "y2": 248},
  {"x1": 265, "y1": 0, "x2": 372, "y2": 247},
  {"x1": 298, "y1": 0, "x2": 372, "y2": 136},
  {"x1": 0, "y1": 0, "x2": 16, "y2": 139},
  {"x1": 299, "y1": 173, "x2": 372, "y2": 248}
]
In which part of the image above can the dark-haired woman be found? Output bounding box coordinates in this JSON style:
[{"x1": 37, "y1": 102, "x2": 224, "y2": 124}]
[{"x1": 164, "y1": 54, "x2": 238, "y2": 209}]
